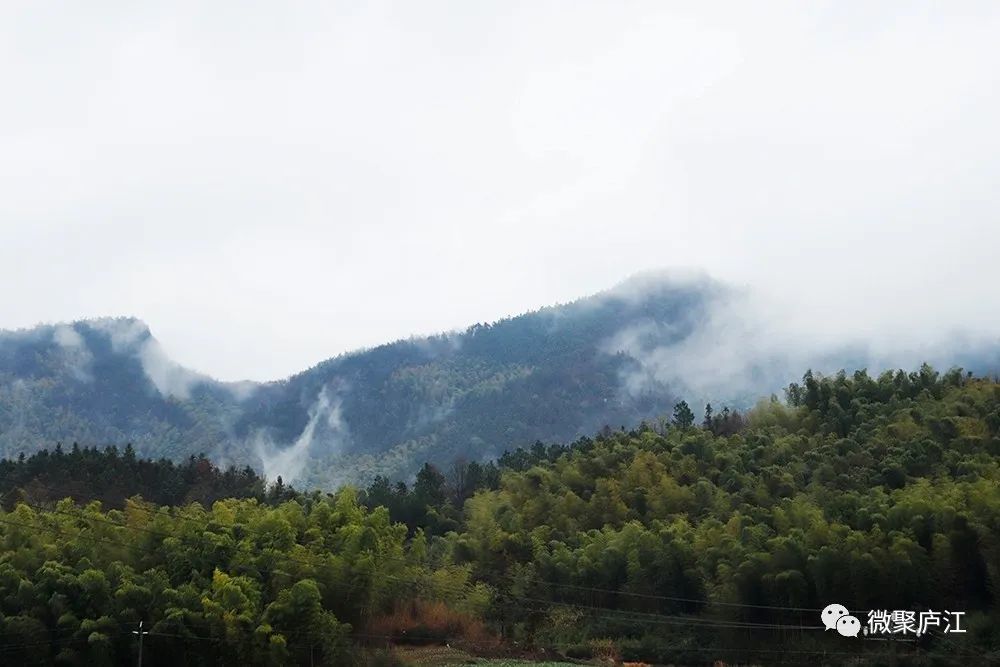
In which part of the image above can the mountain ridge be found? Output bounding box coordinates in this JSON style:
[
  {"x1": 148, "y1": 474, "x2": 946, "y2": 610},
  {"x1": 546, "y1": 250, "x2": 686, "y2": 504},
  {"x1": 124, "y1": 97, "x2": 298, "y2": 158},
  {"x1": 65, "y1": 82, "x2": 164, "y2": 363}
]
[{"x1": 1, "y1": 274, "x2": 997, "y2": 488}]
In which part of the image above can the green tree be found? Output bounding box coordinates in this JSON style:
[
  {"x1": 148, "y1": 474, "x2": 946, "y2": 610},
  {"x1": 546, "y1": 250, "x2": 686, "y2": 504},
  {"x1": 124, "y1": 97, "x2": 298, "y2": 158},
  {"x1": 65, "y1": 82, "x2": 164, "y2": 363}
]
[{"x1": 672, "y1": 400, "x2": 695, "y2": 429}]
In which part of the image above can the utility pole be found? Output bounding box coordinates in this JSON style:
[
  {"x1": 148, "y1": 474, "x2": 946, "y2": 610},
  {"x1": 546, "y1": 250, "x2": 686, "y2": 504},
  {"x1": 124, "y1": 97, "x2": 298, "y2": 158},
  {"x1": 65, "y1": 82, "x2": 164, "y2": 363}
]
[{"x1": 132, "y1": 620, "x2": 149, "y2": 667}]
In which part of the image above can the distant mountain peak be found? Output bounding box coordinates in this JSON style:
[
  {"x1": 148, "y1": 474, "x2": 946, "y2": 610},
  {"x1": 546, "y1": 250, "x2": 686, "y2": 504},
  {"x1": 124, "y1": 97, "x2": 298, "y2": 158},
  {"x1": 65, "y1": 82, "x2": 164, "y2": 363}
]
[
  {"x1": 0, "y1": 315, "x2": 218, "y2": 402},
  {"x1": 78, "y1": 317, "x2": 153, "y2": 350},
  {"x1": 610, "y1": 268, "x2": 716, "y2": 293},
  {"x1": 2, "y1": 276, "x2": 997, "y2": 489}
]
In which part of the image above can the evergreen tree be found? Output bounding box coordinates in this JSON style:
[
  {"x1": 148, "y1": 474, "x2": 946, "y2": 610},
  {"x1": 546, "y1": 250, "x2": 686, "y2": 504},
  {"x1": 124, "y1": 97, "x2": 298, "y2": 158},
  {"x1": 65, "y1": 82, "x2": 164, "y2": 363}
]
[{"x1": 672, "y1": 400, "x2": 695, "y2": 429}]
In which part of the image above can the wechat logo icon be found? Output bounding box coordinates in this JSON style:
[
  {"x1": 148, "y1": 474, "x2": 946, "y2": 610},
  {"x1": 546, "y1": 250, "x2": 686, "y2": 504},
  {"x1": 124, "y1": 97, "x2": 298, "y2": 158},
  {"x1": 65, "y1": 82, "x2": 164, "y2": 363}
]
[{"x1": 822, "y1": 603, "x2": 861, "y2": 637}]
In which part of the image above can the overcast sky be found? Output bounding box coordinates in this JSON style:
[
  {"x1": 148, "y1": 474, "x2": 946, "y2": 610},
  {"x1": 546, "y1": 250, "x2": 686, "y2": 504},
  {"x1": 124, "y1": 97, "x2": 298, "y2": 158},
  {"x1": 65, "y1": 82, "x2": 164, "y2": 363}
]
[{"x1": 2, "y1": 1, "x2": 998, "y2": 381}]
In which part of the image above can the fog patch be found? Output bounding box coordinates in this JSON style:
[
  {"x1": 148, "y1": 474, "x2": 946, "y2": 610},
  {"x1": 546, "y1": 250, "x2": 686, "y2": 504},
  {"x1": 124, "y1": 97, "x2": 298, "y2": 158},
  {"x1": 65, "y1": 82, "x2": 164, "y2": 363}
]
[
  {"x1": 604, "y1": 288, "x2": 795, "y2": 406},
  {"x1": 90, "y1": 317, "x2": 149, "y2": 352},
  {"x1": 605, "y1": 268, "x2": 718, "y2": 304},
  {"x1": 410, "y1": 399, "x2": 455, "y2": 432},
  {"x1": 254, "y1": 384, "x2": 350, "y2": 485},
  {"x1": 223, "y1": 380, "x2": 259, "y2": 402},
  {"x1": 137, "y1": 337, "x2": 206, "y2": 399},
  {"x1": 89, "y1": 317, "x2": 206, "y2": 399},
  {"x1": 52, "y1": 324, "x2": 93, "y2": 382},
  {"x1": 603, "y1": 282, "x2": 1000, "y2": 409},
  {"x1": 410, "y1": 331, "x2": 463, "y2": 357}
]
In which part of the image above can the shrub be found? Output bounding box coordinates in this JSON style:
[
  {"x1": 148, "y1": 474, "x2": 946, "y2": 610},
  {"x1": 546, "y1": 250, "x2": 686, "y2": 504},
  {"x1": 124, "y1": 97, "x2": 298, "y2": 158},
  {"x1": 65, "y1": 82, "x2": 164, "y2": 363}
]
[{"x1": 367, "y1": 599, "x2": 493, "y2": 647}]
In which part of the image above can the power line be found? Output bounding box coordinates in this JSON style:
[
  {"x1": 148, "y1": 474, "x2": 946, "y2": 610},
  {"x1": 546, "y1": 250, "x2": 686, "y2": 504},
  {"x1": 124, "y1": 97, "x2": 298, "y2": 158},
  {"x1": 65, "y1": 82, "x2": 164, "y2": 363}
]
[
  {"x1": 0, "y1": 481, "x2": 854, "y2": 615},
  {"x1": 490, "y1": 573, "x2": 828, "y2": 612},
  {"x1": 0, "y1": 509, "x2": 823, "y2": 635},
  {"x1": 498, "y1": 593, "x2": 825, "y2": 631},
  {"x1": 132, "y1": 621, "x2": 149, "y2": 667},
  {"x1": 7, "y1": 487, "x2": 842, "y2": 615},
  {"x1": 2, "y1": 483, "x2": 993, "y2": 665},
  {"x1": 1, "y1": 495, "x2": 990, "y2": 664}
]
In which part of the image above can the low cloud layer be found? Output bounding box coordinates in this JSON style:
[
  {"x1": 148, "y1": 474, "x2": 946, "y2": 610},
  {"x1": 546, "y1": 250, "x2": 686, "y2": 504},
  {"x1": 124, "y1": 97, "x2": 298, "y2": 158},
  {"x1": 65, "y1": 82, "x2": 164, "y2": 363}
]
[
  {"x1": 253, "y1": 385, "x2": 349, "y2": 485},
  {"x1": 1, "y1": 3, "x2": 998, "y2": 381},
  {"x1": 604, "y1": 280, "x2": 1000, "y2": 408},
  {"x1": 52, "y1": 324, "x2": 93, "y2": 382},
  {"x1": 87, "y1": 318, "x2": 208, "y2": 399}
]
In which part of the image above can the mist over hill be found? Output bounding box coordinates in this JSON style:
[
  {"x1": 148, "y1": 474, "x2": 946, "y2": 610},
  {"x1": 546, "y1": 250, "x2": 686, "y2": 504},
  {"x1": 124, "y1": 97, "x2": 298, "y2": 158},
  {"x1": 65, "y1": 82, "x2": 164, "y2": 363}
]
[{"x1": 1, "y1": 274, "x2": 997, "y2": 488}]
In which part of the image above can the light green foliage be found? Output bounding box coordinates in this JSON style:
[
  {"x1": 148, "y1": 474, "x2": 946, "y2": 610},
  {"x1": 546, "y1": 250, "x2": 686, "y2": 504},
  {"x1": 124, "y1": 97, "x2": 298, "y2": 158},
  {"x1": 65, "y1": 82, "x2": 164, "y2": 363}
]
[
  {"x1": 0, "y1": 492, "x2": 485, "y2": 665},
  {"x1": 1, "y1": 367, "x2": 999, "y2": 665},
  {"x1": 450, "y1": 370, "x2": 1000, "y2": 663}
]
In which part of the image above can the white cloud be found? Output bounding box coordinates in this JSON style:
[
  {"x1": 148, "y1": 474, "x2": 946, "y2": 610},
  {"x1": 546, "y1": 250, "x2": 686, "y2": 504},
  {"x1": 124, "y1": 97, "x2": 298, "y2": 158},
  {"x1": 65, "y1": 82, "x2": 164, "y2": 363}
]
[
  {"x1": 89, "y1": 318, "x2": 205, "y2": 399},
  {"x1": 52, "y1": 324, "x2": 93, "y2": 381},
  {"x1": 0, "y1": 2, "x2": 998, "y2": 380},
  {"x1": 254, "y1": 384, "x2": 349, "y2": 485},
  {"x1": 604, "y1": 280, "x2": 1000, "y2": 407}
]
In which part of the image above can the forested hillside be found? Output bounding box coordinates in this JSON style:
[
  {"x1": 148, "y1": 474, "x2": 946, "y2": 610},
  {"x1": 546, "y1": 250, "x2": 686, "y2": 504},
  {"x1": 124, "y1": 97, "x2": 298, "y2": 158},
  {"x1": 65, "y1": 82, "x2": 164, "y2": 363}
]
[
  {"x1": 0, "y1": 278, "x2": 721, "y2": 485},
  {"x1": 3, "y1": 278, "x2": 998, "y2": 488},
  {"x1": 0, "y1": 318, "x2": 246, "y2": 462},
  {"x1": 0, "y1": 445, "x2": 283, "y2": 510},
  {"x1": 1, "y1": 366, "x2": 998, "y2": 665},
  {"x1": 241, "y1": 276, "x2": 724, "y2": 486}
]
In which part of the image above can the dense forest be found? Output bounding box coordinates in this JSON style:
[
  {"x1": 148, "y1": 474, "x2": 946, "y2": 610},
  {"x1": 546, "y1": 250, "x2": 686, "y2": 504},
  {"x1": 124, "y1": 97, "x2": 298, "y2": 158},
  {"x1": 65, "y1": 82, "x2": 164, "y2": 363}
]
[
  {"x1": 1, "y1": 366, "x2": 999, "y2": 665},
  {"x1": 0, "y1": 318, "x2": 247, "y2": 465},
  {"x1": 0, "y1": 281, "x2": 719, "y2": 486},
  {"x1": 0, "y1": 445, "x2": 289, "y2": 511},
  {"x1": 9, "y1": 278, "x2": 996, "y2": 489}
]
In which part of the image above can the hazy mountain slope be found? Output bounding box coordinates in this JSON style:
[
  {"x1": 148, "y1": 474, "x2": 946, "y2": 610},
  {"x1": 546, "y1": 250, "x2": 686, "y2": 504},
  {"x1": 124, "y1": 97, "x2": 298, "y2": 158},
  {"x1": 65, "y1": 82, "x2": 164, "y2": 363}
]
[
  {"x1": 1, "y1": 276, "x2": 997, "y2": 488},
  {"x1": 0, "y1": 317, "x2": 245, "y2": 461},
  {"x1": 235, "y1": 276, "x2": 720, "y2": 485},
  {"x1": 0, "y1": 277, "x2": 720, "y2": 483}
]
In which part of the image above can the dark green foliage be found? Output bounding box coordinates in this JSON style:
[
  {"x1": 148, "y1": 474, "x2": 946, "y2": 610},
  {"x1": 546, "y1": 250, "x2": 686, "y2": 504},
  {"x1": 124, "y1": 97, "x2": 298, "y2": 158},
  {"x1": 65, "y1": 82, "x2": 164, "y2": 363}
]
[
  {"x1": 0, "y1": 318, "x2": 248, "y2": 465},
  {"x1": 4, "y1": 288, "x2": 999, "y2": 491},
  {"x1": 0, "y1": 488, "x2": 488, "y2": 666},
  {"x1": 2, "y1": 366, "x2": 1000, "y2": 665},
  {"x1": 0, "y1": 283, "x2": 716, "y2": 484},
  {"x1": 0, "y1": 445, "x2": 274, "y2": 510},
  {"x1": 671, "y1": 400, "x2": 695, "y2": 429},
  {"x1": 240, "y1": 280, "x2": 714, "y2": 485},
  {"x1": 449, "y1": 368, "x2": 1000, "y2": 663}
]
